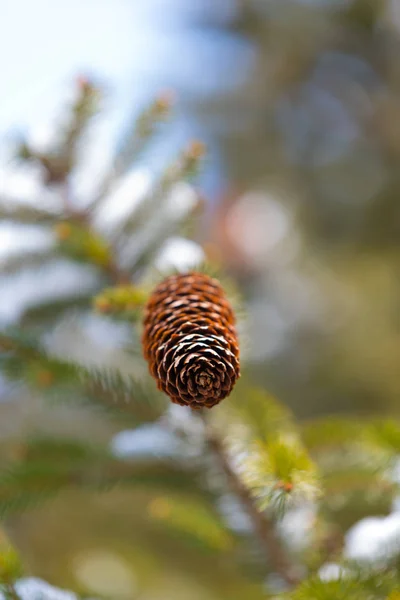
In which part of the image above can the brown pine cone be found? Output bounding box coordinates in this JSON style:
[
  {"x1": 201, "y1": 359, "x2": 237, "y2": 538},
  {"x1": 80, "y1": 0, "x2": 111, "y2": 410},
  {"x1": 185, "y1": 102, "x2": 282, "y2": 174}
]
[{"x1": 142, "y1": 272, "x2": 240, "y2": 409}]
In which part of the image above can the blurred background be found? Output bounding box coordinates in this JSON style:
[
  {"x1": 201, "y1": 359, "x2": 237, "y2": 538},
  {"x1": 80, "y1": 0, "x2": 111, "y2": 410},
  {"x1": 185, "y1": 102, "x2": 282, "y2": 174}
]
[{"x1": 1, "y1": 0, "x2": 400, "y2": 598}]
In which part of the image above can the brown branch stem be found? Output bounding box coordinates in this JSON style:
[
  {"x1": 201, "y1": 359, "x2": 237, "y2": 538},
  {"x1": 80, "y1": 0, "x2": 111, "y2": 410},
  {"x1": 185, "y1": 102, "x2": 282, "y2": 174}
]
[{"x1": 203, "y1": 418, "x2": 299, "y2": 587}]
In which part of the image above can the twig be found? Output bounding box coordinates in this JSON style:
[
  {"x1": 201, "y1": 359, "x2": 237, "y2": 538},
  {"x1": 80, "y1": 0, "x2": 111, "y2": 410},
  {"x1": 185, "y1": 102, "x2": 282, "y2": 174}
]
[
  {"x1": 61, "y1": 183, "x2": 130, "y2": 285},
  {"x1": 202, "y1": 414, "x2": 299, "y2": 587}
]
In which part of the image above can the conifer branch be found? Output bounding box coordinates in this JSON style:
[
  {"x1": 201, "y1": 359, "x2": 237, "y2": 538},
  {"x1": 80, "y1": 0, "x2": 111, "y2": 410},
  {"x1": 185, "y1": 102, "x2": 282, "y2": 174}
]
[
  {"x1": 60, "y1": 182, "x2": 130, "y2": 285},
  {"x1": 202, "y1": 415, "x2": 300, "y2": 587}
]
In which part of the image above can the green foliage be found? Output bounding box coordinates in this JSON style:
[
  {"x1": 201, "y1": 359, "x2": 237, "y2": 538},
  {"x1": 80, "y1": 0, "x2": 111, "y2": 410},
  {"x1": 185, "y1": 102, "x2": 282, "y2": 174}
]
[
  {"x1": 301, "y1": 415, "x2": 399, "y2": 529},
  {"x1": 94, "y1": 284, "x2": 148, "y2": 320},
  {"x1": 147, "y1": 494, "x2": 232, "y2": 552},
  {"x1": 288, "y1": 576, "x2": 364, "y2": 600},
  {"x1": 229, "y1": 381, "x2": 294, "y2": 439},
  {"x1": 237, "y1": 434, "x2": 320, "y2": 517},
  {"x1": 0, "y1": 436, "x2": 209, "y2": 519},
  {"x1": 364, "y1": 420, "x2": 400, "y2": 455},
  {"x1": 0, "y1": 545, "x2": 23, "y2": 585},
  {"x1": 217, "y1": 385, "x2": 320, "y2": 516},
  {"x1": 0, "y1": 327, "x2": 166, "y2": 421},
  {"x1": 54, "y1": 221, "x2": 112, "y2": 267},
  {"x1": 118, "y1": 140, "x2": 204, "y2": 238},
  {"x1": 0, "y1": 438, "x2": 105, "y2": 517},
  {"x1": 285, "y1": 566, "x2": 400, "y2": 600},
  {"x1": 114, "y1": 92, "x2": 173, "y2": 177},
  {"x1": 242, "y1": 435, "x2": 319, "y2": 511},
  {"x1": 77, "y1": 363, "x2": 167, "y2": 417},
  {"x1": 303, "y1": 416, "x2": 400, "y2": 459},
  {"x1": 302, "y1": 417, "x2": 364, "y2": 452}
]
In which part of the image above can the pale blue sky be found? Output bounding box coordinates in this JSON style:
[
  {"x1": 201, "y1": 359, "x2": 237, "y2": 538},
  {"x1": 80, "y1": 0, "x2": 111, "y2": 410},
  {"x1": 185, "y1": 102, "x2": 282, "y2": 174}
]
[
  {"x1": 0, "y1": 0, "x2": 256, "y2": 196},
  {"x1": 0, "y1": 0, "x2": 252, "y2": 128},
  {"x1": 0, "y1": 0, "x2": 138, "y2": 133}
]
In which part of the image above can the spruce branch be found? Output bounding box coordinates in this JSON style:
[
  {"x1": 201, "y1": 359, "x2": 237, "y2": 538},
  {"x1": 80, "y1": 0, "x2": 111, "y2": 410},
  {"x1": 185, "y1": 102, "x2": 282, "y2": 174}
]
[
  {"x1": 201, "y1": 413, "x2": 300, "y2": 587},
  {"x1": 0, "y1": 329, "x2": 165, "y2": 420},
  {"x1": 58, "y1": 182, "x2": 131, "y2": 285},
  {"x1": 114, "y1": 92, "x2": 173, "y2": 179},
  {"x1": 86, "y1": 91, "x2": 173, "y2": 214},
  {"x1": 117, "y1": 140, "x2": 205, "y2": 241},
  {"x1": 0, "y1": 435, "x2": 208, "y2": 518}
]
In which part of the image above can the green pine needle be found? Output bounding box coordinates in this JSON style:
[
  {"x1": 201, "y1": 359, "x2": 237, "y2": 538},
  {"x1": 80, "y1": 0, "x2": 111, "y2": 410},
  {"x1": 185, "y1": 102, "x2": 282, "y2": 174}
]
[
  {"x1": 113, "y1": 93, "x2": 173, "y2": 179},
  {"x1": 0, "y1": 328, "x2": 166, "y2": 417}
]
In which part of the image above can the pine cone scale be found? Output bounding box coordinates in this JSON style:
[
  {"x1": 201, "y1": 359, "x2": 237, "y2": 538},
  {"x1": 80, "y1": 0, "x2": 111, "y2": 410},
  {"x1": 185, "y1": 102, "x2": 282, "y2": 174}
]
[{"x1": 142, "y1": 272, "x2": 240, "y2": 409}]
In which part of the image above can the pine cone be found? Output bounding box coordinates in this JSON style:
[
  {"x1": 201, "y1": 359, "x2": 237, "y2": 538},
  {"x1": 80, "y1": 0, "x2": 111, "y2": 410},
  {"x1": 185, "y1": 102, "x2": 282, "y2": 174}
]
[{"x1": 142, "y1": 272, "x2": 240, "y2": 409}]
